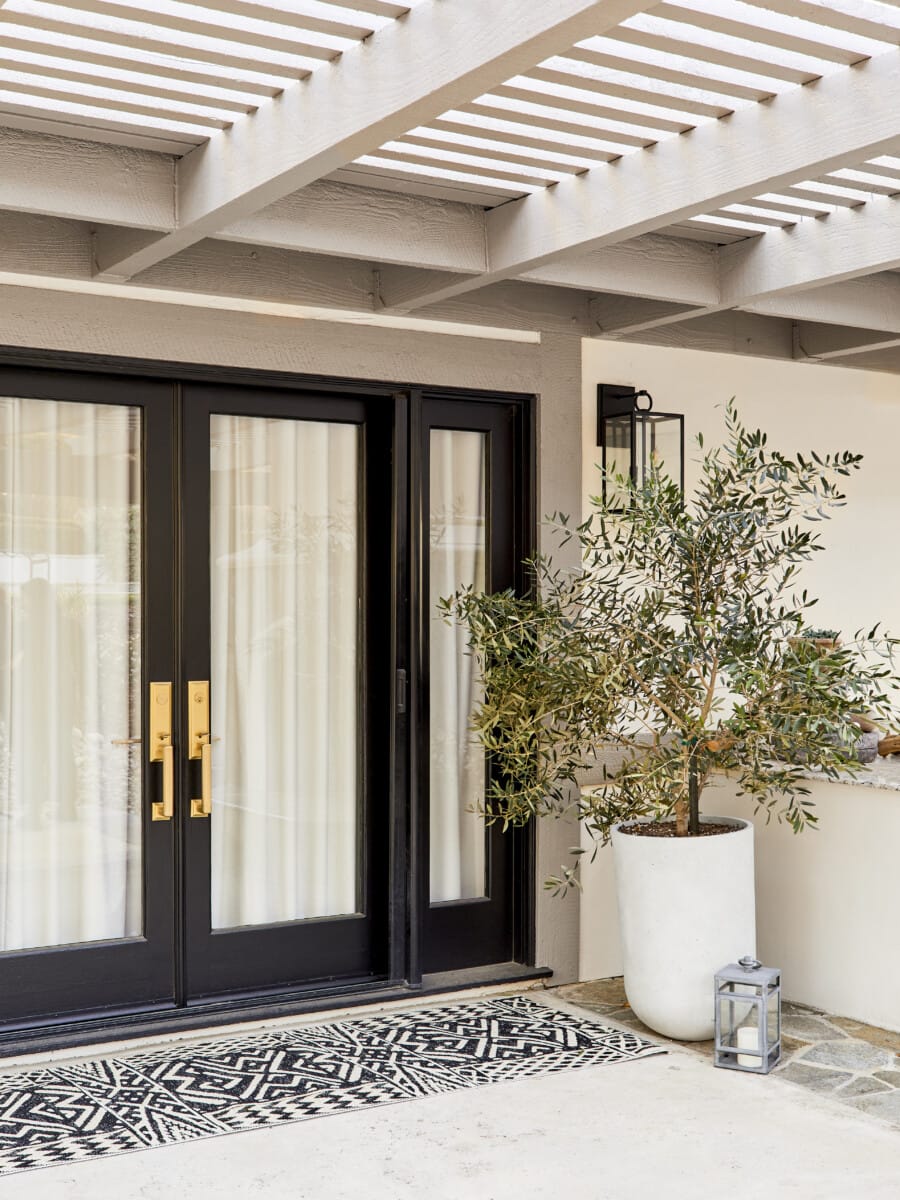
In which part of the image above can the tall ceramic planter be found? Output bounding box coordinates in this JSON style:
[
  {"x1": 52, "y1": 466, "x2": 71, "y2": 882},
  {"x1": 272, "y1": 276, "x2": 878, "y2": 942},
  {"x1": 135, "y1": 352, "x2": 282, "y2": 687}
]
[{"x1": 611, "y1": 817, "x2": 756, "y2": 1041}]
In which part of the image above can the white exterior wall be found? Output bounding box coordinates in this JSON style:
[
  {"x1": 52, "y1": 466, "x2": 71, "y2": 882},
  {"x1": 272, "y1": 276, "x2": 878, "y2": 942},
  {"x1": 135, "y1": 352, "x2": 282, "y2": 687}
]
[
  {"x1": 0, "y1": 284, "x2": 583, "y2": 984},
  {"x1": 577, "y1": 340, "x2": 900, "y2": 1025}
]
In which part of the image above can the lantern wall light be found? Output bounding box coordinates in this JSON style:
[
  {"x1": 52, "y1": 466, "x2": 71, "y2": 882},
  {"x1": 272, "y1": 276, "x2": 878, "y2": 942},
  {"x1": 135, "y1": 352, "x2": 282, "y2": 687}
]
[{"x1": 596, "y1": 383, "x2": 684, "y2": 510}]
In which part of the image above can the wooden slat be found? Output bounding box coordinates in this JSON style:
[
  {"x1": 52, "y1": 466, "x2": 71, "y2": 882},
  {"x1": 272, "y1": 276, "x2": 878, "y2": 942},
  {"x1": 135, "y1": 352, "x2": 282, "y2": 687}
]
[
  {"x1": 318, "y1": 0, "x2": 410, "y2": 16},
  {"x1": 777, "y1": 182, "x2": 867, "y2": 206},
  {"x1": 33, "y1": 0, "x2": 352, "y2": 57},
  {"x1": 432, "y1": 114, "x2": 617, "y2": 162},
  {"x1": 479, "y1": 91, "x2": 657, "y2": 148},
  {"x1": 571, "y1": 42, "x2": 773, "y2": 101},
  {"x1": 607, "y1": 26, "x2": 818, "y2": 83},
  {"x1": 175, "y1": 0, "x2": 375, "y2": 41},
  {"x1": 739, "y1": 193, "x2": 833, "y2": 215},
  {"x1": 683, "y1": 214, "x2": 767, "y2": 233},
  {"x1": 1, "y1": 11, "x2": 322, "y2": 76},
  {"x1": 715, "y1": 204, "x2": 795, "y2": 226},
  {"x1": 0, "y1": 73, "x2": 233, "y2": 127},
  {"x1": 328, "y1": 164, "x2": 514, "y2": 208},
  {"x1": 737, "y1": 0, "x2": 900, "y2": 48},
  {"x1": 0, "y1": 98, "x2": 206, "y2": 145},
  {"x1": 348, "y1": 159, "x2": 530, "y2": 200},
  {"x1": 0, "y1": 108, "x2": 195, "y2": 154},
  {"x1": 524, "y1": 67, "x2": 698, "y2": 129},
  {"x1": 547, "y1": 54, "x2": 731, "y2": 117},
  {"x1": 460, "y1": 100, "x2": 644, "y2": 154},
  {"x1": 819, "y1": 169, "x2": 900, "y2": 195},
  {"x1": 399, "y1": 131, "x2": 590, "y2": 174},
  {"x1": 0, "y1": 28, "x2": 286, "y2": 94},
  {"x1": 650, "y1": 2, "x2": 873, "y2": 63},
  {"x1": 0, "y1": 51, "x2": 257, "y2": 113},
  {"x1": 368, "y1": 145, "x2": 555, "y2": 188}
]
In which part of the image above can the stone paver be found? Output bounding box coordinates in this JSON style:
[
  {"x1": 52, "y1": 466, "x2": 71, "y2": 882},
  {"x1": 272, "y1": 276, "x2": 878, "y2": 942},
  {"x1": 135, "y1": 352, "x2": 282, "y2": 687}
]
[
  {"x1": 777, "y1": 1062, "x2": 853, "y2": 1092},
  {"x1": 556, "y1": 977, "x2": 900, "y2": 1132},
  {"x1": 830, "y1": 1019, "x2": 900, "y2": 1056},
  {"x1": 782, "y1": 1015, "x2": 848, "y2": 1042},
  {"x1": 853, "y1": 1092, "x2": 900, "y2": 1122},
  {"x1": 840, "y1": 1078, "x2": 893, "y2": 1098},
  {"x1": 800, "y1": 1040, "x2": 893, "y2": 1073}
]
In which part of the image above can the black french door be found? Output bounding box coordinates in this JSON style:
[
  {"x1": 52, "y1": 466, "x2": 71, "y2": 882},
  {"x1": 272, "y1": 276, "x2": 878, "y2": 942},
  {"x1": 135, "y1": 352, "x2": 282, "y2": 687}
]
[
  {"x1": 0, "y1": 367, "x2": 177, "y2": 1025},
  {"x1": 419, "y1": 396, "x2": 528, "y2": 974},
  {"x1": 179, "y1": 383, "x2": 394, "y2": 999},
  {"x1": 0, "y1": 359, "x2": 531, "y2": 1035}
]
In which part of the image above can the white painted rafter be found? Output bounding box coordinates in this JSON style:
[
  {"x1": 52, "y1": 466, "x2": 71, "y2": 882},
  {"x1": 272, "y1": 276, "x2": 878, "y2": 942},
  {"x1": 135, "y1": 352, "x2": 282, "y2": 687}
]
[
  {"x1": 91, "y1": 0, "x2": 653, "y2": 279},
  {"x1": 381, "y1": 49, "x2": 900, "y2": 311}
]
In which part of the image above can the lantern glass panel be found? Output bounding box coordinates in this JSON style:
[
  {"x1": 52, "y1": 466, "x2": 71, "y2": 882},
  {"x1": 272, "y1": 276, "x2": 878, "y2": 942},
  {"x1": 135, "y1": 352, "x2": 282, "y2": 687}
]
[
  {"x1": 603, "y1": 413, "x2": 633, "y2": 509},
  {"x1": 638, "y1": 413, "x2": 682, "y2": 489},
  {"x1": 767, "y1": 988, "x2": 781, "y2": 1047},
  {"x1": 718, "y1": 993, "x2": 763, "y2": 1059}
]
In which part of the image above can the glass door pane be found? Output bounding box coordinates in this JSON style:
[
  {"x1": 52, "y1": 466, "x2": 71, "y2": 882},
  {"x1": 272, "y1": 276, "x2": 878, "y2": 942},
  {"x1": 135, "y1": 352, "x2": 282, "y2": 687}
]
[
  {"x1": 428, "y1": 428, "x2": 487, "y2": 903},
  {"x1": 209, "y1": 414, "x2": 360, "y2": 929},
  {"x1": 0, "y1": 396, "x2": 142, "y2": 952}
]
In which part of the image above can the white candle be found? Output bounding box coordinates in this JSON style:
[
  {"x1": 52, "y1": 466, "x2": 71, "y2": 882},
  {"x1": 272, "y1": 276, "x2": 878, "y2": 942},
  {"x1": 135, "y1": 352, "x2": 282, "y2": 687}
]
[{"x1": 737, "y1": 1024, "x2": 760, "y2": 1067}]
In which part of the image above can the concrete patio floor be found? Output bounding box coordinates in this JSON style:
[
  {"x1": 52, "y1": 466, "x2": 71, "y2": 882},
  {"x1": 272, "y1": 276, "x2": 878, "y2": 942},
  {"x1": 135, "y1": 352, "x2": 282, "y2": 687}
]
[{"x1": 5, "y1": 983, "x2": 900, "y2": 1199}]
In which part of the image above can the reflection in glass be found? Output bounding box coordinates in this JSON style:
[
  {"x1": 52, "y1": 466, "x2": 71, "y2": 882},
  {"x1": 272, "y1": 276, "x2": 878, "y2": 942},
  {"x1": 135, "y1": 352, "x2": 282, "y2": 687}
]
[
  {"x1": 210, "y1": 416, "x2": 359, "y2": 928},
  {"x1": 429, "y1": 429, "x2": 487, "y2": 903},
  {"x1": 0, "y1": 397, "x2": 142, "y2": 951}
]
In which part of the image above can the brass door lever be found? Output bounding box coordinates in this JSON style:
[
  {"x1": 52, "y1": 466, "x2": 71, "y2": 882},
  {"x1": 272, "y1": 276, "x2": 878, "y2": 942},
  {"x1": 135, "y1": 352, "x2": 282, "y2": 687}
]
[
  {"x1": 188, "y1": 681, "x2": 212, "y2": 818},
  {"x1": 149, "y1": 682, "x2": 174, "y2": 821}
]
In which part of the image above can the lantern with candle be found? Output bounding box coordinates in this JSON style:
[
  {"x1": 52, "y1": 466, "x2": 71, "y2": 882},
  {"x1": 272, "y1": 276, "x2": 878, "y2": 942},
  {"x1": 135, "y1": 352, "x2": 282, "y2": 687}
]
[{"x1": 714, "y1": 957, "x2": 782, "y2": 1073}]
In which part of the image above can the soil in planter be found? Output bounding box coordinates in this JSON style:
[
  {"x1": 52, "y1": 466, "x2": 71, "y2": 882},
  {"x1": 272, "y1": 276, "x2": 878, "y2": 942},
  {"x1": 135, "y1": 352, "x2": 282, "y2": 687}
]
[{"x1": 620, "y1": 821, "x2": 738, "y2": 838}]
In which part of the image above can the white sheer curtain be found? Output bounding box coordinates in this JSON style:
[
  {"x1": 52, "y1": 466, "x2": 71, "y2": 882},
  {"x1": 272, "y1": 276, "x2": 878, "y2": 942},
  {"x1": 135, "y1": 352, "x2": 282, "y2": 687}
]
[
  {"x1": 0, "y1": 396, "x2": 142, "y2": 951},
  {"x1": 429, "y1": 429, "x2": 487, "y2": 903},
  {"x1": 210, "y1": 414, "x2": 359, "y2": 929}
]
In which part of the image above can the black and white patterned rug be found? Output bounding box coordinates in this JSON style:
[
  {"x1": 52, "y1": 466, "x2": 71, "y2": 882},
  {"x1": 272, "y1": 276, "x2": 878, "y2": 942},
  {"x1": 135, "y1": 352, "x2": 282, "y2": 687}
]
[{"x1": 0, "y1": 994, "x2": 662, "y2": 1176}]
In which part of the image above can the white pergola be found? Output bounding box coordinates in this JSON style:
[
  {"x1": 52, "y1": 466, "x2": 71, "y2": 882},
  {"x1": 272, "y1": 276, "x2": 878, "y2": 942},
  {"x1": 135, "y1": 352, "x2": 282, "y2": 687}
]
[{"x1": 1, "y1": 0, "x2": 899, "y2": 372}]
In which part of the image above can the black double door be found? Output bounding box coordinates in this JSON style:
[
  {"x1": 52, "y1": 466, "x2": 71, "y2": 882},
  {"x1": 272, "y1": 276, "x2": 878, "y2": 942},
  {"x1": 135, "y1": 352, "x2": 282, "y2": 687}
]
[{"x1": 0, "y1": 364, "x2": 529, "y2": 1033}]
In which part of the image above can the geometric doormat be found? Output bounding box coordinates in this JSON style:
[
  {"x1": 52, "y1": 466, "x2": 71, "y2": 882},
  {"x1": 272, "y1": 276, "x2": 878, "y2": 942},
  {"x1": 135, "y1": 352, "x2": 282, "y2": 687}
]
[{"x1": 0, "y1": 994, "x2": 662, "y2": 1176}]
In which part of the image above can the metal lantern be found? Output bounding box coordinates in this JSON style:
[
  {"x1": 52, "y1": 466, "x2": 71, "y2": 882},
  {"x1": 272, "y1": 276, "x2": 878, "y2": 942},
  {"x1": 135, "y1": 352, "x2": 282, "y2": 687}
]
[
  {"x1": 714, "y1": 956, "x2": 782, "y2": 1074},
  {"x1": 596, "y1": 383, "x2": 684, "y2": 510}
]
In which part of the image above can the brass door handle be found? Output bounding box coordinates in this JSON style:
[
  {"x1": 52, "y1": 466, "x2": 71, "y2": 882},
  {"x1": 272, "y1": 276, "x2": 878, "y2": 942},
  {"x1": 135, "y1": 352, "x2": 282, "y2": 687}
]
[
  {"x1": 188, "y1": 681, "x2": 212, "y2": 818},
  {"x1": 191, "y1": 736, "x2": 212, "y2": 818},
  {"x1": 149, "y1": 682, "x2": 174, "y2": 822},
  {"x1": 155, "y1": 736, "x2": 175, "y2": 821}
]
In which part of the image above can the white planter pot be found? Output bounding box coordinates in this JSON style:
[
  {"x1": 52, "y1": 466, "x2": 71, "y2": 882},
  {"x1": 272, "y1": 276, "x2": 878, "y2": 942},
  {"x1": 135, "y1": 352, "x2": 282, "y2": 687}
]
[{"x1": 611, "y1": 817, "x2": 756, "y2": 1041}]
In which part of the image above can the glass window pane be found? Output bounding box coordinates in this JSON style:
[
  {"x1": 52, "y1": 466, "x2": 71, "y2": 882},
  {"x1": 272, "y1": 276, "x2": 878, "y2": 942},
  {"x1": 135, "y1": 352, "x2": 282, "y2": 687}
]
[
  {"x1": 210, "y1": 415, "x2": 360, "y2": 928},
  {"x1": 429, "y1": 429, "x2": 487, "y2": 903},
  {"x1": 0, "y1": 397, "x2": 142, "y2": 951}
]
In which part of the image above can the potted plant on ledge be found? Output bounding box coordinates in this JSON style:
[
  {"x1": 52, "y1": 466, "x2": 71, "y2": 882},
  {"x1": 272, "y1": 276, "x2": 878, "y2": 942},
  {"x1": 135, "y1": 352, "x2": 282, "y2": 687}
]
[{"x1": 445, "y1": 401, "x2": 898, "y2": 1041}]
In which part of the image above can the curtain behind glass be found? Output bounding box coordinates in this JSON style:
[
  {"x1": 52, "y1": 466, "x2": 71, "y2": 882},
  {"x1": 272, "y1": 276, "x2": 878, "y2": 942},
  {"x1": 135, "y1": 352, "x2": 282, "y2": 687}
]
[
  {"x1": 429, "y1": 429, "x2": 487, "y2": 903},
  {"x1": 210, "y1": 415, "x2": 359, "y2": 928},
  {"x1": 0, "y1": 397, "x2": 142, "y2": 951}
]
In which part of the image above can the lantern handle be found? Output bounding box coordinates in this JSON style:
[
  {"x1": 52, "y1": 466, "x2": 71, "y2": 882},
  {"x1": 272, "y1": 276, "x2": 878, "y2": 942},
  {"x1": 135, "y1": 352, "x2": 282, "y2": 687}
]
[{"x1": 634, "y1": 389, "x2": 653, "y2": 412}]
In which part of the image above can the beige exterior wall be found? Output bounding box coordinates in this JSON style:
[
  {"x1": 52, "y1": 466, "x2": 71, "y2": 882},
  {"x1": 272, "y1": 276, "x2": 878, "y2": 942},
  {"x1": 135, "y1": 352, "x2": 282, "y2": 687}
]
[{"x1": 577, "y1": 340, "x2": 900, "y2": 1024}]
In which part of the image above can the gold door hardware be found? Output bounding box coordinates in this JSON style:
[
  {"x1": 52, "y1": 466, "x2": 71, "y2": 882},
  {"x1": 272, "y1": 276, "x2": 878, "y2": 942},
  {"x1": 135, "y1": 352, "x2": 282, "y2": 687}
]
[
  {"x1": 149, "y1": 682, "x2": 174, "y2": 822},
  {"x1": 188, "y1": 680, "x2": 212, "y2": 818}
]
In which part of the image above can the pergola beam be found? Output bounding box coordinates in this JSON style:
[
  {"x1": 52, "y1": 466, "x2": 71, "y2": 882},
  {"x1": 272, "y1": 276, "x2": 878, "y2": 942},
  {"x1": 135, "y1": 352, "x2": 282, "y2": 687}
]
[
  {"x1": 386, "y1": 49, "x2": 900, "y2": 310},
  {"x1": 92, "y1": 0, "x2": 652, "y2": 279}
]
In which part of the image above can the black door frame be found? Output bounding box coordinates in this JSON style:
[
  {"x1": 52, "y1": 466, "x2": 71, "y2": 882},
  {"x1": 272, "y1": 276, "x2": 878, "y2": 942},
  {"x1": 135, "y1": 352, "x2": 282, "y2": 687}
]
[{"x1": 0, "y1": 346, "x2": 541, "y2": 1052}]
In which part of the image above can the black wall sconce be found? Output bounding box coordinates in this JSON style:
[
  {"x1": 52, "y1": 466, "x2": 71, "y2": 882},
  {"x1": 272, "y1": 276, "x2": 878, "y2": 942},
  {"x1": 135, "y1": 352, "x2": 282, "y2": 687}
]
[{"x1": 596, "y1": 383, "x2": 684, "y2": 508}]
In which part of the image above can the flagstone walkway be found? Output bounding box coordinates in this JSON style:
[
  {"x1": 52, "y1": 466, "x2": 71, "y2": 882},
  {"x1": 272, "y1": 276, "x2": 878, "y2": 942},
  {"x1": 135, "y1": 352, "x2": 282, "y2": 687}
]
[{"x1": 556, "y1": 978, "x2": 900, "y2": 1128}]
